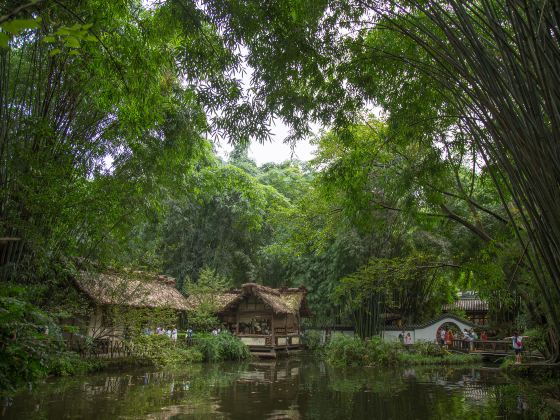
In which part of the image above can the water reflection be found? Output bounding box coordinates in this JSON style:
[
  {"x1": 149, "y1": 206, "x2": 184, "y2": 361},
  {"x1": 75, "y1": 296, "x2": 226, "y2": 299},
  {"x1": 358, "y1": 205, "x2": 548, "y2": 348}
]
[{"x1": 1, "y1": 356, "x2": 556, "y2": 419}]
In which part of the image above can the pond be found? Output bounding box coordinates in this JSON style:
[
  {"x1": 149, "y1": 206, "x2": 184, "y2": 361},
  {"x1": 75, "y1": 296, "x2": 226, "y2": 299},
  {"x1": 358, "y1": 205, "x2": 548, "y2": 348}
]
[{"x1": 1, "y1": 355, "x2": 556, "y2": 419}]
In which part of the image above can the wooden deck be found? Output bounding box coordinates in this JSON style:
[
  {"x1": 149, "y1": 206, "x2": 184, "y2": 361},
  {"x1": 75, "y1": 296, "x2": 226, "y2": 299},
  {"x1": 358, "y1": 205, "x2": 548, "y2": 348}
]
[{"x1": 237, "y1": 333, "x2": 304, "y2": 358}]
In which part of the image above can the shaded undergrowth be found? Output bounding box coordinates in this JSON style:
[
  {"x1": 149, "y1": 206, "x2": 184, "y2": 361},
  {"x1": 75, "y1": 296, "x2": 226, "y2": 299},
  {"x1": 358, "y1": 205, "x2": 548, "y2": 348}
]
[{"x1": 322, "y1": 333, "x2": 482, "y2": 367}]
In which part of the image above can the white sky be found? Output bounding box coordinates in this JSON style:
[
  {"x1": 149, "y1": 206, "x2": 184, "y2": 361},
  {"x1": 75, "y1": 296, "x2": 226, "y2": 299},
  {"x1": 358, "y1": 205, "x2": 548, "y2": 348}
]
[{"x1": 214, "y1": 120, "x2": 319, "y2": 166}]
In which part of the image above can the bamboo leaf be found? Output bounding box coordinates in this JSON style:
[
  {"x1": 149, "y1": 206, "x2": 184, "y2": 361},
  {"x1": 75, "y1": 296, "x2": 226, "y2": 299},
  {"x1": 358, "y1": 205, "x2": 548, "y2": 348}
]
[
  {"x1": 64, "y1": 36, "x2": 80, "y2": 49},
  {"x1": 55, "y1": 27, "x2": 72, "y2": 36},
  {"x1": 2, "y1": 19, "x2": 40, "y2": 35}
]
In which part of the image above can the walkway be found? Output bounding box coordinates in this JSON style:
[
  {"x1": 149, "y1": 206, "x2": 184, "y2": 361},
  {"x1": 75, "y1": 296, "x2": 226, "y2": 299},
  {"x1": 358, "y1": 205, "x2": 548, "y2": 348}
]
[{"x1": 450, "y1": 339, "x2": 542, "y2": 360}]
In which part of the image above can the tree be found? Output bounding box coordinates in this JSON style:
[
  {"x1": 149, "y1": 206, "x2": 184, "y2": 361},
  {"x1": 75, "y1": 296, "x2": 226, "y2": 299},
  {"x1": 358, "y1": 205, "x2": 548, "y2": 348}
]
[
  {"x1": 181, "y1": 267, "x2": 231, "y2": 331},
  {"x1": 334, "y1": 255, "x2": 453, "y2": 337},
  {"x1": 195, "y1": 0, "x2": 560, "y2": 359}
]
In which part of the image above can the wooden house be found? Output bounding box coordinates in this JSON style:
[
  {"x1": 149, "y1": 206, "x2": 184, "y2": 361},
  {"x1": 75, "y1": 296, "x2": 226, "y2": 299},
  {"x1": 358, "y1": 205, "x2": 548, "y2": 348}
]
[
  {"x1": 188, "y1": 283, "x2": 311, "y2": 357},
  {"x1": 73, "y1": 269, "x2": 190, "y2": 354},
  {"x1": 442, "y1": 291, "x2": 489, "y2": 325}
]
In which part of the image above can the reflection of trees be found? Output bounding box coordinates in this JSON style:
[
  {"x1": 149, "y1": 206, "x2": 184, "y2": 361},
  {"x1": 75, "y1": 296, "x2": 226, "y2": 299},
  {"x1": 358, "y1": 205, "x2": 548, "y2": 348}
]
[
  {"x1": 327, "y1": 365, "x2": 407, "y2": 395},
  {"x1": 4, "y1": 365, "x2": 247, "y2": 419},
  {"x1": 3, "y1": 359, "x2": 556, "y2": 419}
]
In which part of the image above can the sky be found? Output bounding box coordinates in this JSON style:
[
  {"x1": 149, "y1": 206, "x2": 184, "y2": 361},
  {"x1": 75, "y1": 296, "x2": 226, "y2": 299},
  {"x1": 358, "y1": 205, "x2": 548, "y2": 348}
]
[{"x1": 214, "y1": 120, "x2": 319, "y2": 166}]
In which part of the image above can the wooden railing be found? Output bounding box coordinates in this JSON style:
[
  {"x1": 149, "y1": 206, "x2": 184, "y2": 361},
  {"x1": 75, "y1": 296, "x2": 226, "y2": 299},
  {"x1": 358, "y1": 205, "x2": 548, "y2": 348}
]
[
  {"x1": 88, "y1": 339, "x2": 132, "y2": 358},
  {"x1": 449, "y1": 339, "x2": 521, "y2": 355}
]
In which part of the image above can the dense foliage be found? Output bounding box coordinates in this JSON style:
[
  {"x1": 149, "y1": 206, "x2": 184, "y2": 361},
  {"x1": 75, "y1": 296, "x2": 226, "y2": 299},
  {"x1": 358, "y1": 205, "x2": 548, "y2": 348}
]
[
  {"x1": 130, "y1": 334, "x2": 204, "y2": 367},
  {"x1": 324, "y1": 334, "x2": 482, "y2": 367},
  {"x1": 1, "y1": 0, "x2": 559, "y2": 391},
  {"x1": 0, "y1": 284, "x2": 99, "y2": 391},
  {"x1": 195, "y1": 332, "x2": 252, "y2": 362}
]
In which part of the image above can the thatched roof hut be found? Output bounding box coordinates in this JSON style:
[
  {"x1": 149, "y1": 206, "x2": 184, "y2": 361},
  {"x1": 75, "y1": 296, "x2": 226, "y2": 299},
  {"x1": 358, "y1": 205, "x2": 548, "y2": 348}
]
[
  {"x1": 186, "y1": 282, "x2": 311, "y2": 316},
  {"x1": 75, "y1": 269, "x2": 191, "y2": 311}
]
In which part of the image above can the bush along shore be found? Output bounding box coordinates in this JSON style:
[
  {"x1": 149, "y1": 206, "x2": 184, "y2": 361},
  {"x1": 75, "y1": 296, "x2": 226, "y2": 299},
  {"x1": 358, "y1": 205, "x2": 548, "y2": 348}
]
[
  {"x1": 313, "y1": 333, "x2": 482, "y2": 367},
  {"x1": 0, "y1": 327, "x2": 251, "y2": 395}
]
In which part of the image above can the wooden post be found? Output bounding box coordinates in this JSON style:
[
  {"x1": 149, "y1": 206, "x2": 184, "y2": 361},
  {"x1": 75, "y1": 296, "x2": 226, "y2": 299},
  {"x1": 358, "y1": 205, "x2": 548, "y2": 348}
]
[
  {"x1": 271, "y1": 314, "x2": 275, "y2": 348},
  {"x1": 235, "y1": 310, "x2": 239, "y2": 334},
  {"x1": 284, "y1": 315, "x2": 288, "y2": 350}
]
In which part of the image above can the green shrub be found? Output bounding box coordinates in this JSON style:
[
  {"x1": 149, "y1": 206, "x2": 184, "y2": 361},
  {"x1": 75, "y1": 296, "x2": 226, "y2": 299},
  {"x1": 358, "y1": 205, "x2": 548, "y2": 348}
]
[
  {"x1": 325, "y1": 334, "x2": 401, "y2": 366},
  {"x1": 0, "y1": 285, "x2": 67, "y2": 391},
  {"x1": 302, "y1": 330, "x2": 323, "y2": 351},
  {"x1": 195, "y1": 332, "x2": 251, "y2": 362},
  {"x1": 522, "y1": 328, "x2": 548, "y2": 356},
  {"x1": 363, "y1": 337, "x2": 400, "y2": 365},
  {"x1": 324, "y1": 334, "x2": 483, "y2": 367},
  {"x1": 413, "y1": 341, "x2": 445, "y2": 357},
  {"x1": 398, "y1": 352, "x2": 481, "y2": 365},
  {"x1": 48, "y1": 352, "x2": 101, "y2": 376},
  {"x1": 130, "y1": 334, "x2": 202, "y2": 367},
  {"x1": 325, "y1": 333, "x2": 367, "y2": 366}
]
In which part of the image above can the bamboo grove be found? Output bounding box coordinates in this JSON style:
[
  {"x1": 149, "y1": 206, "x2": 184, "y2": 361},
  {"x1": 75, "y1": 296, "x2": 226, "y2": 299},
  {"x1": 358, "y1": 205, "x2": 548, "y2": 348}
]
[{"x1": 2, "y1": 0, "x2": 560, "y2": 373}]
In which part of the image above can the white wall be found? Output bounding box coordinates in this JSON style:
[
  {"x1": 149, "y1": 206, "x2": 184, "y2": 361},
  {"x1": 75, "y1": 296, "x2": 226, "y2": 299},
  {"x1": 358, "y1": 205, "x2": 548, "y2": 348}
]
[
  {"x1": 382, "y1": 317, "x2": 474, "y2": 344},
  {"x1": 382, "y1": 329, "x2": 415, "y2": 343}
]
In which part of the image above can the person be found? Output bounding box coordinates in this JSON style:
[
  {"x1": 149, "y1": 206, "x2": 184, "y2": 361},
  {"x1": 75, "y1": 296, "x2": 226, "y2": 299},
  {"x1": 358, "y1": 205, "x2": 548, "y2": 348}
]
[
  {"x1": 508, "y1": 331, "x2": 528, "y2": 364},
  {"x1": 156, "y1": 326, "x2": 163, "y2": 335},
  {"x1": 439, "y1": 327, "x2": 446, "y2": 347},
  {"x1": 463, "y1": 329, "x2": 471, "y2": 351},
  {"x1": 186, "y1": 328, "x2": 193, "y2": 345},
  {"x1": 404, "y1": 332, "x2": 413, "y2": 346},
  {"x1": 171, "y1": 327, "x2": 178, "y2": 342},
  {"x1": 398, "y1": 331, "x2": 404, "y2": 344},
  {"x1": 481, "y1": 331, "x2": 488, "y2": 341},
  {"x1": 166, "y1": 328, "x2": 172, "y2": 338},
  {"x1": 471, "y1": 329, "x2": 478, "y2": 340},
  {"x1": 446, "y1": 329, "x2": 454, "y2": 347},
  {"x1": 467, "y1": 329, "x2": 475, "y2": 351}
]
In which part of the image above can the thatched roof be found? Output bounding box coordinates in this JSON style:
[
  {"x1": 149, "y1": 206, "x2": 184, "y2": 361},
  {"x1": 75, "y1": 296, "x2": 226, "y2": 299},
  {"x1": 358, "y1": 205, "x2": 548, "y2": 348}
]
[
  {"x1": 186, "y1": 283, "x2": 311, "y2": 316},
  {"x1": 75, "y1": 270, "x2": 191, "y2": 311}
]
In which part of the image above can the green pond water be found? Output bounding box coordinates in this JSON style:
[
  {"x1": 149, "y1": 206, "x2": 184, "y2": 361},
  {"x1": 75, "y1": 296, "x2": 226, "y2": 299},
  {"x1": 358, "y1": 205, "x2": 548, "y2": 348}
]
[{"x1": 1, "y1": 356, "x2": 557, "y2": 419}]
